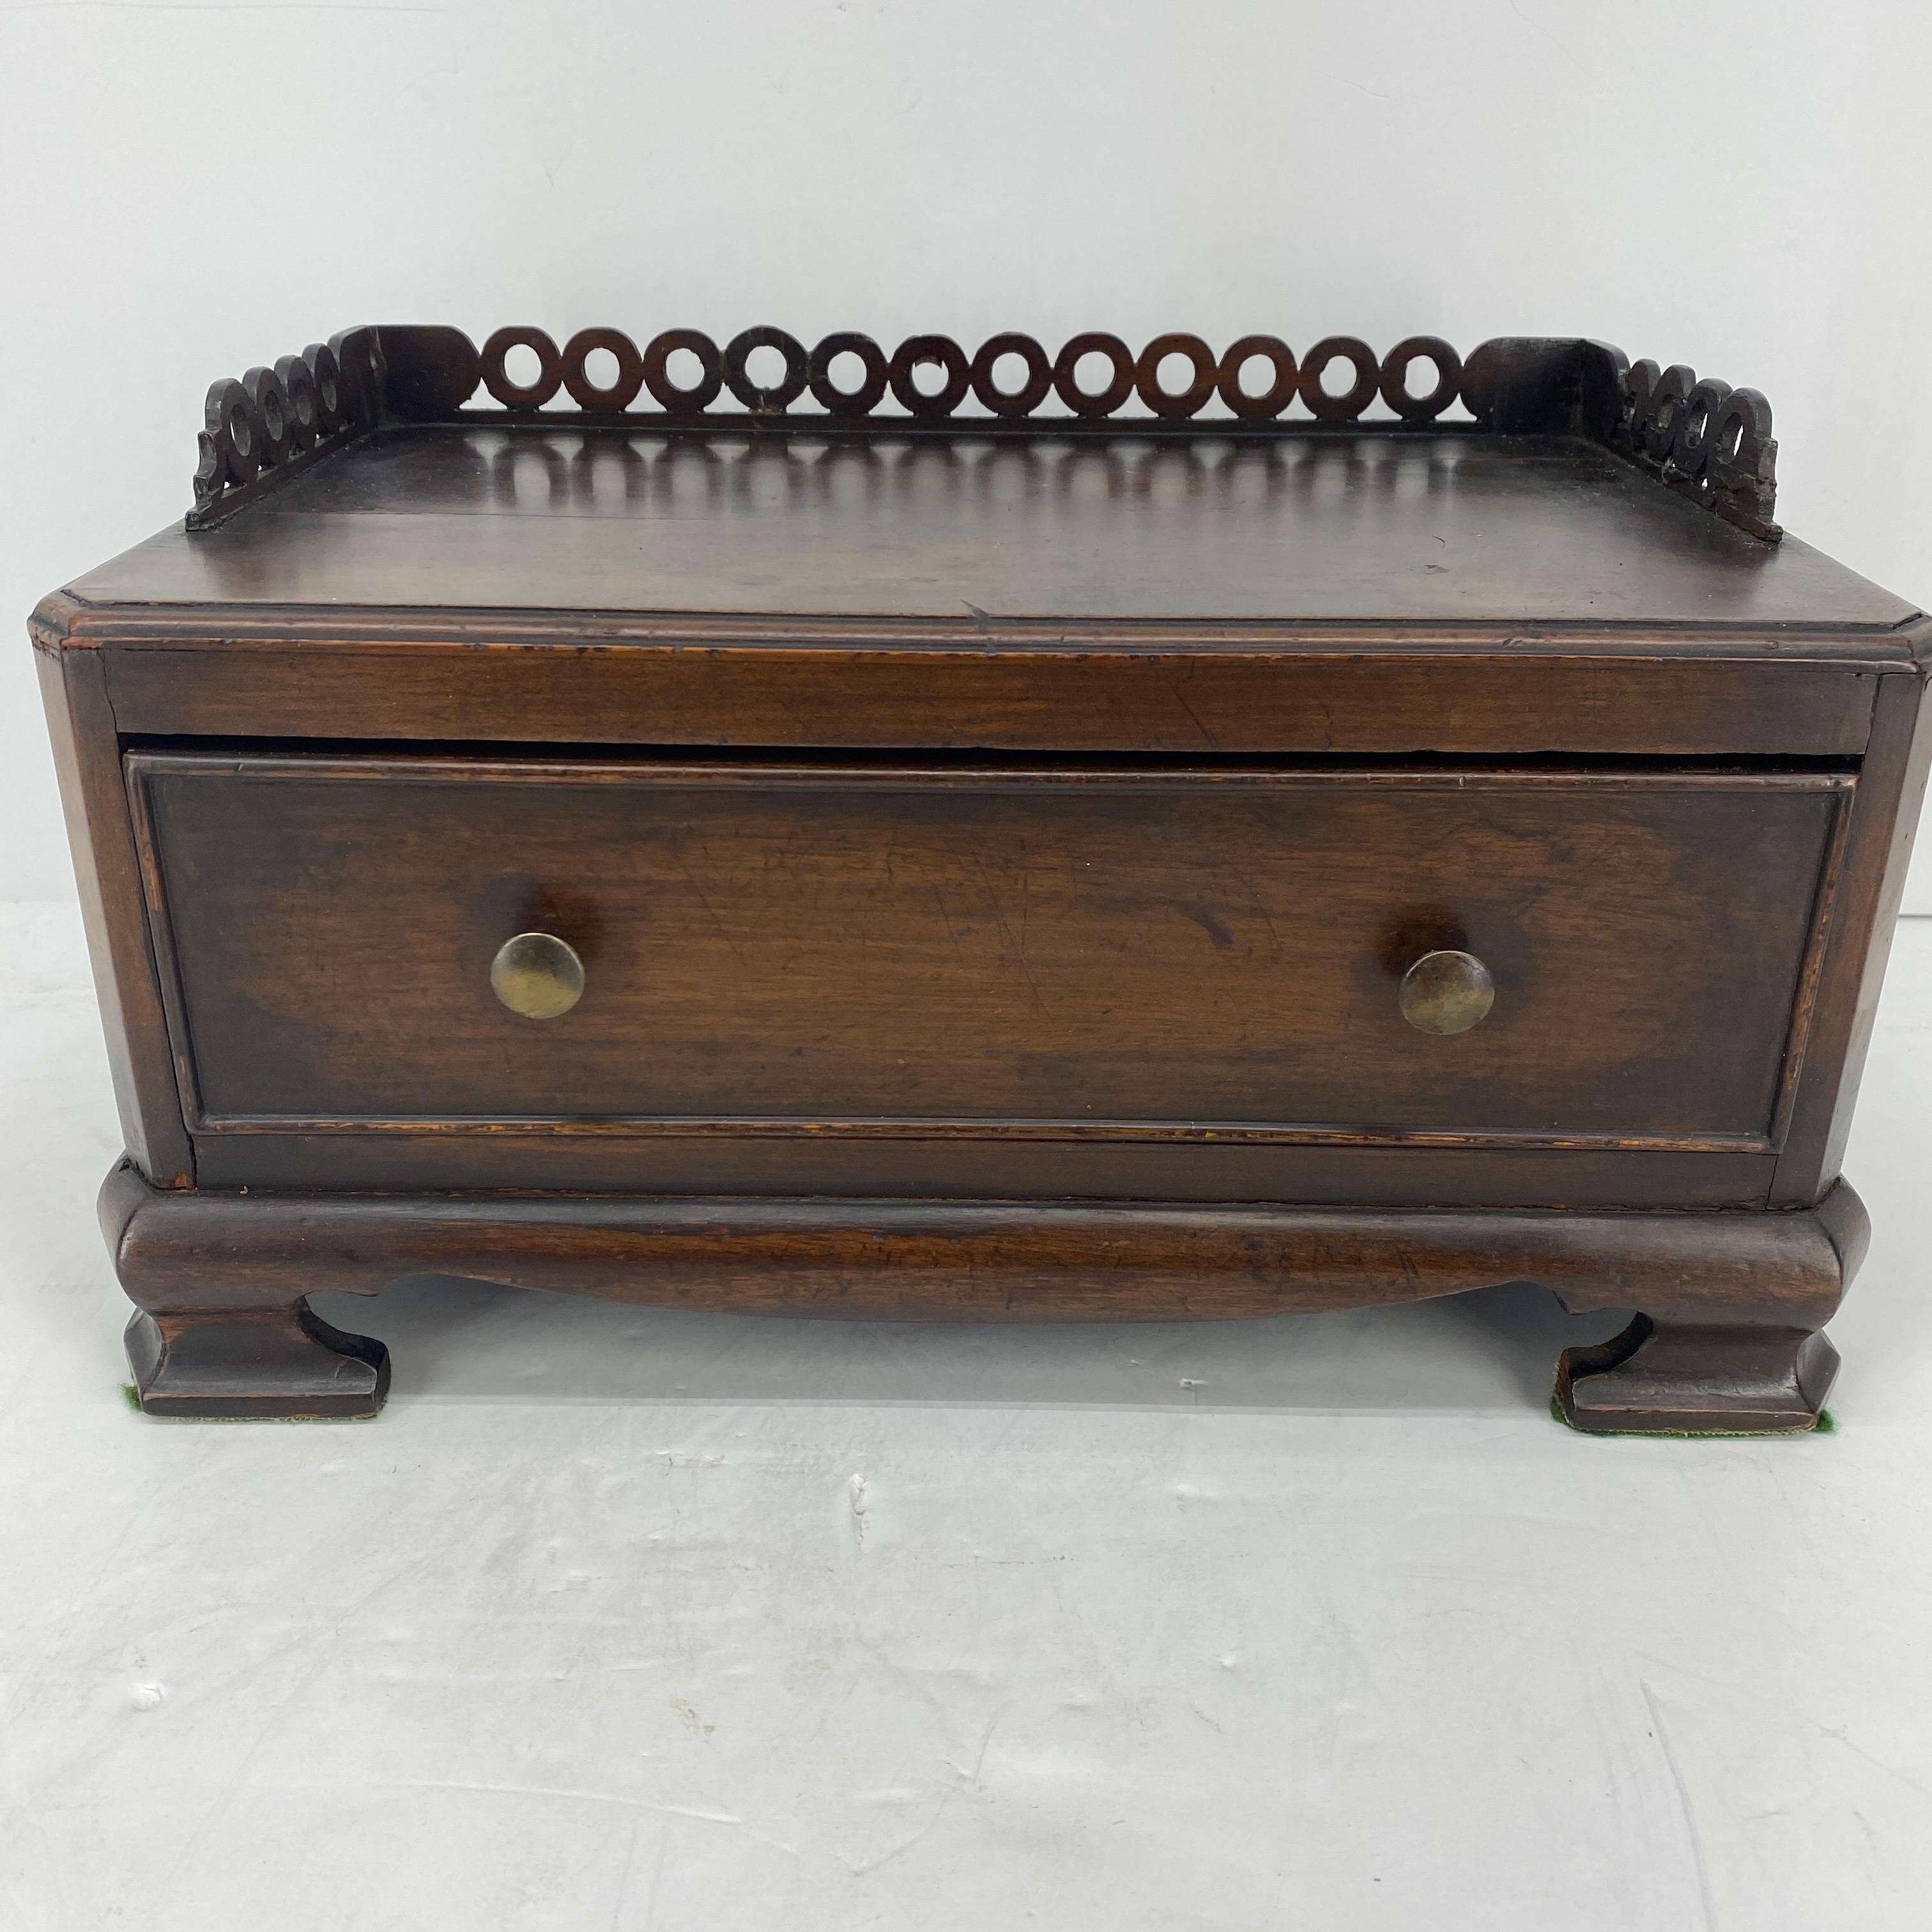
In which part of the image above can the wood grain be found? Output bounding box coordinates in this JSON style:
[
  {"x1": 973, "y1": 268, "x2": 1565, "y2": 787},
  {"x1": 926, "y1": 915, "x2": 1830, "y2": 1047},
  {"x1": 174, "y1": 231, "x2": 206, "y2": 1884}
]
[
  {"x1": 129, "y1": 755, "x2": 1843, "y2": 1154},
  {"x1": 103, "y1": 1161, "x2": 1864, "y2": 1430},
  {"x1": 95, "y1": 635, "x2": 1890, "y2": 760},
  {"x1": 103, "y1": 1162, "x2": 1860, "y2": 1328},
  {"x1": 70, "y1": 427, "x2": 1913, "y2": 627},
  {"x1": 34, "y1": 644, "x2": 191, "y2": 1184},
  {"x1": 33, "y1": 395, "x2": 1929, "y2": 1431},
  {"x1": 1771, "y1": 621, "x2": 1932, "y2": 1202}
]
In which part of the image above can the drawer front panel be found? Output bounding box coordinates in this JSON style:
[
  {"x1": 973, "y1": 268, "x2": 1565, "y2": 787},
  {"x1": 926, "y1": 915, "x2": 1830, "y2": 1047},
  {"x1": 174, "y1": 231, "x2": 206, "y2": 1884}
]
[{"x1": 130, "y1": 755, "x2": 1845, "y2": 1147}]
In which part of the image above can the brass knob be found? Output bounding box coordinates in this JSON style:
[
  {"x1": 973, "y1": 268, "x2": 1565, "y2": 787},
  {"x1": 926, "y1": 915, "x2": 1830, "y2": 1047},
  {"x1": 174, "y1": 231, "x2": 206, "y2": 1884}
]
[
  {"x1": 490, "y1": 931, "x2": 585, "y2": 1020},
  {"x1": 1399, "y1": 949, "x2": 1494, "y2": 1035}
]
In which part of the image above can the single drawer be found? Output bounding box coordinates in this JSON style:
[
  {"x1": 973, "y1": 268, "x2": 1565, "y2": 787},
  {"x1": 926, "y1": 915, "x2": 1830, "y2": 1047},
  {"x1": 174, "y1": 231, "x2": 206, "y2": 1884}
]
[{"x1": 129, "y1": 754, "x2": 1846, "y2": 1150}]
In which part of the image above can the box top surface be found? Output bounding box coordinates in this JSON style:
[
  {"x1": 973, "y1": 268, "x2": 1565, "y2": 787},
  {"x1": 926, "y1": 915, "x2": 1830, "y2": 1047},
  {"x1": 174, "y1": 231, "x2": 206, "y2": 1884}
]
[{"x1": 65, "y1": 424, "x2": 1915, "y2": 632}]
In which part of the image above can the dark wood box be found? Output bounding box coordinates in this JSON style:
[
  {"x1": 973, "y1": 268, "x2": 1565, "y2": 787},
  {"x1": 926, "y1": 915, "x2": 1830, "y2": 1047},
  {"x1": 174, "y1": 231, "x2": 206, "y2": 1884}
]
[{"x1": 34, "y1": 325, "x2": 1931, "y2": 1430}]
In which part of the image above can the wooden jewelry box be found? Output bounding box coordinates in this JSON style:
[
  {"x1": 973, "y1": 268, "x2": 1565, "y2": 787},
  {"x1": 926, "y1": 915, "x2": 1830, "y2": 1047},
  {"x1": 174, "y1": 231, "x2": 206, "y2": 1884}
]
[{"x1": 33, "y1": 323, "x2": 1929, "y2": 1430}]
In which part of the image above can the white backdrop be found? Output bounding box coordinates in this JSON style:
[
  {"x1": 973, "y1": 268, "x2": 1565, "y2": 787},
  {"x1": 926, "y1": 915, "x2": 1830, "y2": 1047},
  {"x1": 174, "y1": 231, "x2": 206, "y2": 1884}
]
[{"x1": 3, "y1": 0, "x2": 1928, "y2": 907}]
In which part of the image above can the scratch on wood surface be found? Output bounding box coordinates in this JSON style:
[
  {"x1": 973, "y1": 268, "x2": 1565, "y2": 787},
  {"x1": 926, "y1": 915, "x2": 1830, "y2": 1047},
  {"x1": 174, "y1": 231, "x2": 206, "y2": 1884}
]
[{"x1": 1172, "y1": 673, "x2": 1221, "y2": 748}]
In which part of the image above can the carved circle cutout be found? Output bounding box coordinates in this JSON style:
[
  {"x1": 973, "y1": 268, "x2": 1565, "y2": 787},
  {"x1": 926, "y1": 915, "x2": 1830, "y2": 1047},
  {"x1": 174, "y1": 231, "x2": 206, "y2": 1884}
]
[
  {"x1": 890, "y1": 335, "x2": 972, "y2": 418},
  {"x1": 204, "y1": 378, "x2": 257, "y2": 484},
  {"x1": 328, "y1": 330, "x2": 382, "y2": 424},
  {"x1": 642, "y1": 330, "x2": 724, "y2": 412},
  {"x1": 1299, "y1": 337, "x2": 1380, "y2": 420},
  {"x1": 1135, "y1": 334, "x2": 1218, "y2": 419},
  {"x1": 304, "y1": 342, "x2": 344, "y2": 433},
  {"x1": 482, "y1": 326, "x2": 564, "y2": 408},
  {"x1": 809, "y1": 332, "x2": 890, "y2": 414},
  {"x1": 1706, "y1": 385, "x2": 1771, "y2": 483},
  {"x1": 724, "y1": 326, "x2": 810, "y2": 411},
  {"x1": 562, "y1": 328, "x2": 645, "y2": 411},
  {"x1": 244, "y1": 365, "x2": 293, "y2": 466},
  {"x1": 1378, "y1": 337, "x2": 1462, "y2": 422},
  {"x1": 1216, "y1": 335, "x2": 1298, "y2": 419},
  {"x1": 1642, "y1": 363, "x2": 1695, "y2": 461},
  {"x1": 275, "y1": 355, "x2": 320, "y2": 450},
  {"x1": 1673, "y1": 376, "x2": 1731, "y2": 473},
  {"x1": 1052, "y1": 333, "x2": 1135, "y2": 418},
  {"x1": 971, "y1": 334, "x2": 1054, "y2": 417}
]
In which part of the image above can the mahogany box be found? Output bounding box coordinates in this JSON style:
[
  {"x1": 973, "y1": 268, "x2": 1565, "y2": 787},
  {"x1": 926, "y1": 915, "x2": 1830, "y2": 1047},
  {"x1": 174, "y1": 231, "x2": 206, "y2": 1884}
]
[{"x1": 33, "y1": 323, "x2": 1929, "y2": 1430}]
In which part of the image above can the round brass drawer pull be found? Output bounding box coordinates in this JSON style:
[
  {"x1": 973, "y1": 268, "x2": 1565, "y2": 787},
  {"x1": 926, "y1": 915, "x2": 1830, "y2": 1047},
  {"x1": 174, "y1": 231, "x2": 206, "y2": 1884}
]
[
  {"x1": 490, "y1": 931, "x2": 585, "y2": 1020},
  {"x1": 1399, "y1": 949, "x2": 1494, "y2": 1036}
]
